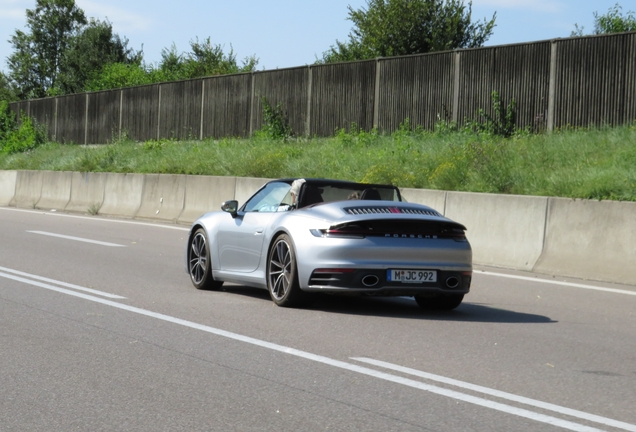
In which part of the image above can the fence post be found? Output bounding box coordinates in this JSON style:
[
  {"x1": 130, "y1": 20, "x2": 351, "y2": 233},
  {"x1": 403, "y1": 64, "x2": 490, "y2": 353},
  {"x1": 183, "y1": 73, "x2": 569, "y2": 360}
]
[
  {"x1": 54, "y1": 97, "x2": 58, "y2": 142},
  {"x1": 306, "y1": 66, "x2": 313, "y2": 137},
  {"x1": 452, "y1": 50, "x2": 461, "y2": 124},
  {"x1": 249, "y1": 72, "x2": 256, "y2": 137},
  {"x1": 200, "y1": 80, "x2": 205, "y2": 140},
  {"x1": 157, "y1": 84, "x2": 162, "y2": 140},
  {"x1": 547, "y1": 40, "x2": 558, "y2": 132},
  {"x1": 118, "y1": 90, "x2": 123, "y2": 141},
  {"x1": 84, "y1": 93, "x2": 89, "y2": 145},
  {"x1": 373, "y1": 58, "x2": 381, "y2": 130}
]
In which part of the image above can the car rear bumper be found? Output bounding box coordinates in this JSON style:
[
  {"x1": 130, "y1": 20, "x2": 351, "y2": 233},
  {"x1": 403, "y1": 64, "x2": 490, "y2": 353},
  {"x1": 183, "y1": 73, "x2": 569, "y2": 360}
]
[{"x1": 303, "y1": 268, "x2": 471, "y2": 296}]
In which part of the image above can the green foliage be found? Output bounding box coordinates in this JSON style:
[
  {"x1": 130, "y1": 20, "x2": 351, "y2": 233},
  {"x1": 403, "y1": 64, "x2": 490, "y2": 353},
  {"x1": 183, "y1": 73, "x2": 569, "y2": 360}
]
[
  {"x1": 464, "y1": 91, "x2": 522, "y2": 138},
  {"x1": 143, "y1": 138, "x2": 173, "y2": 151},
  {"x1": 0, "y1": 100, "x2": 47, "y2": 154},
  {"x1": 572, "y1": 3, "x2": 636, "y2": 36},
  {"x1": 57, "y1": 18, "x2": 141, "y2": 94},
  {"x1": 334, "y1": 123, "x2": 380, "y2": 147},
  {"x1": 428, "y1": 140, "x2": 516, "y2": 192},
  {"x1": 84, "y1": 63, "x2": 156, "y2": 91},
  {"x1": 86, "y1": 38, "x2": 258, "y2": 91},
  {"x1": 7, "y1": 0, "x2": 87, "y2": 99},
  {"x1": 0, "y1": 73, "x2": 18, "y2": 103},
  {"x1": 320, "y1": 0, "x2": 496, "y2": 63},
  {"x1": 1, "y1": 125, "x2": 635, "y2": 202},
  {"x1": 256, "y1": 98, "x2": 293, "y2": 141},
  {"x1": 6, "y1": 0, "x2": 254, "y2": 96},
  {"x1": 154, "y1": 38, "x2": 257, "y2": 81},
  {"x1": 434, "y1": 105, "x2": 459, "y2": 135},
  {"x1": 0, "y1": 101, "x2": 16, "y2": 143},
  {"x1": 183, "y1": 38, "x2": 258, "y2": 77}
]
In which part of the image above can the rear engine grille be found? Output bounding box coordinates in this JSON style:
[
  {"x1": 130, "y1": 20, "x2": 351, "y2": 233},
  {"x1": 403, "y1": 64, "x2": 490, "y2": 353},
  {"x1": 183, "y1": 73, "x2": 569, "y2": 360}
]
[{"x1": 344, "y1": 206, "x2": 441, "y2": 217}]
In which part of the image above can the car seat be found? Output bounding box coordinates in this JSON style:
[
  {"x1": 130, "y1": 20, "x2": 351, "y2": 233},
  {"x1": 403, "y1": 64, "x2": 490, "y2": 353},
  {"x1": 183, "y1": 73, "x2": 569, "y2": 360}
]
[{"x1": 360, "y1": 188, "x2": 382, "y2": 200}]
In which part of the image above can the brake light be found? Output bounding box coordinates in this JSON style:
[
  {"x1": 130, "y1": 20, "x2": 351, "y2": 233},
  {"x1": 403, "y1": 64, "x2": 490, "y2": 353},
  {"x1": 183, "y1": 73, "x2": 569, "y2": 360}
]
[
  {"x1": 309, "y1": 228, "x2": 366, "y2": 238},
  {"x1": 451, "y1": 230, "x2": 467, "y2": 242}
]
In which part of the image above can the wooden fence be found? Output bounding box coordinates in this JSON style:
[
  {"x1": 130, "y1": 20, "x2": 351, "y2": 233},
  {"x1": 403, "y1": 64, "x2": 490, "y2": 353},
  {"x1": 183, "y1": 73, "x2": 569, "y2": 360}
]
[{"x1": 9, "y1": 31, "x2": 636, "y2": 144}]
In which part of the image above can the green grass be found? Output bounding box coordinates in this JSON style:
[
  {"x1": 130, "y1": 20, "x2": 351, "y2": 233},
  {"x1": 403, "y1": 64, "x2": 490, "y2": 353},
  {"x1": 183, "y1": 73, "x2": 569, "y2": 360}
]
[{"x1": 1, "y1": 124, "x2": 635, "y2": 201}]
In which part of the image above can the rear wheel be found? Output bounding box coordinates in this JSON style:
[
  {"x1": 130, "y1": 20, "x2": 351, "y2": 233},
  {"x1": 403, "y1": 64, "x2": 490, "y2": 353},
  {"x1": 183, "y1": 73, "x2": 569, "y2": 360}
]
[
  {"x1": 188, "y1": 228, "x2": 223, "y2": 290},
  {"x1": 267, "y1": 234, "x2": 310, "y2": 307},
  {"x1": 415, "y1": 294, "x2": 464, "y2": 310}
]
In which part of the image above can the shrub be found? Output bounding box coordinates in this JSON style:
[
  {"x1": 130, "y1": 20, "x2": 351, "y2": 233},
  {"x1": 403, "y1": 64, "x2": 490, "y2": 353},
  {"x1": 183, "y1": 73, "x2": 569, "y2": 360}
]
[
  {"x1": 256, "y1": 98, "x2": 292, "y2": 141},
  {"x1": 0, "y1": 100, "x2": 17, "y2": 143},
  {"x1": 0, "y1": 101, "x2": 47, "y2": 154},
  {"x1": 464, "y1": 91, "x2": 523, "y2": 138}
]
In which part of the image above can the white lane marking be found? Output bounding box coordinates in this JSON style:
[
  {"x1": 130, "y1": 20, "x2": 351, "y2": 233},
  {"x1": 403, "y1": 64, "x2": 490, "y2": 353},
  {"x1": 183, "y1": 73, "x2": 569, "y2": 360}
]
[
  {"x1": 0, "y1": 267, "x2": 126, "y2": 299},
  {"x1": 0, "y1": 207, "x2": 189, "y2": 231},
  {"x1": 27, "y1": 231, "x2": 126, "y2": 247},
  {"x1": 477, "y1": 271, "x2": 636, "y2": 296},
  {"x1": 352, "y1": 357, "x2": 636, "y2": 432},
  {"x1": 5, "y1": 282, "x2": 622, "y2": 432}
]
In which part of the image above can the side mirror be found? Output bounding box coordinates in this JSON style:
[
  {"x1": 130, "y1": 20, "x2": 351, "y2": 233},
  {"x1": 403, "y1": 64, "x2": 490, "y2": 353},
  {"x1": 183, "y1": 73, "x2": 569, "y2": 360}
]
[{"x1": 221, "y1": 200, "x2": 239, "y2": 217}]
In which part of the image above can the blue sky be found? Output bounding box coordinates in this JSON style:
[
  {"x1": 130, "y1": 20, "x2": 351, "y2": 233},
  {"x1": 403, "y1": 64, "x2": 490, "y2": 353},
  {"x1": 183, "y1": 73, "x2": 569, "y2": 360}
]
[{"x1": 0, "y1": 0, "x2": 631, "y2": 73}]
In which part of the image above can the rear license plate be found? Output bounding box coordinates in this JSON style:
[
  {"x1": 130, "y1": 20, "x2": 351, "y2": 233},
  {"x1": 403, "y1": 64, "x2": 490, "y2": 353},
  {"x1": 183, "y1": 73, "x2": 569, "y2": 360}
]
[{"x1": 387, "y1": 270, "x2": 437, "y2": 283}]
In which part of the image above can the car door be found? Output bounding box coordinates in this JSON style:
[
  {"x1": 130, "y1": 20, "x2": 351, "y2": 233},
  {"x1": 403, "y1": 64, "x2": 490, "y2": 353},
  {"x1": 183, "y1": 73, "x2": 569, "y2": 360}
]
[{"x1": 217, "y1": 182, "x2": 291, "y2": 272}]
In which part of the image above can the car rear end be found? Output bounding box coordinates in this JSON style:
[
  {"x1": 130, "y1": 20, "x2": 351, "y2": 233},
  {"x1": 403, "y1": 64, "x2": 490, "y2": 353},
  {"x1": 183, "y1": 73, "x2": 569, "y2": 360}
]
[{"x1": 295, "y1": 204, "x2": 472, "y2": 296}]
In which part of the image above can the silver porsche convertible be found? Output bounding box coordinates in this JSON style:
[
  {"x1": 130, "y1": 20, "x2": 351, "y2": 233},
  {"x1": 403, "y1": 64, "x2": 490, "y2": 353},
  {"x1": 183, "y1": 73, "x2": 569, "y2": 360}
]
[{"x1": 186, "y1": 178, "x2": 472, "y2": 310}]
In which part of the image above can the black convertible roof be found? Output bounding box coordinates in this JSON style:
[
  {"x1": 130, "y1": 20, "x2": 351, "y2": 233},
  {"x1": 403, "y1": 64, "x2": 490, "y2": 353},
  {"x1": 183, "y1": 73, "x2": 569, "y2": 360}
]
[{"x1": 270, "y1": 178, "x2": 403, "y2": 207}]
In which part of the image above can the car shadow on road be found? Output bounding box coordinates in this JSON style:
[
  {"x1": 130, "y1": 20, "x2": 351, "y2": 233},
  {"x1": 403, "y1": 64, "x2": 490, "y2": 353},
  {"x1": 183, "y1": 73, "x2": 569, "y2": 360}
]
[
  {"x1": 220, "y1": 285, "x2": 555, "y2": 324},
  {"x1": 310, "y1": 296, "x2": 556, "y2": 323}
]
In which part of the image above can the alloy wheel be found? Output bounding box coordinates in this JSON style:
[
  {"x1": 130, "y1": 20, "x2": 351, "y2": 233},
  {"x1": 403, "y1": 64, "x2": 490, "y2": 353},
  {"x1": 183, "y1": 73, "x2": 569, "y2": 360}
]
[
  {"x1": 189, "y1": 232, "x2": 207, "y2": 285},
  {"x1": 269, "y1": 239, "x2": 292, "y2": 301}
]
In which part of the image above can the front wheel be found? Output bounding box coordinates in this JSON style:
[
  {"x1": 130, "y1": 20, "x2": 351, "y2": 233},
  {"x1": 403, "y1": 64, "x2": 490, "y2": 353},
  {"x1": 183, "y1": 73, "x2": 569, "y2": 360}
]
[
  {"x1": 267, "y1": 234, "x2": 310, "y2": 307},
  {"x1": 415, "y1": 294, "x2": 464, "y2": 310},
  {"x1": 188, "y1": 228, "x2": 223, "y2": 290}
]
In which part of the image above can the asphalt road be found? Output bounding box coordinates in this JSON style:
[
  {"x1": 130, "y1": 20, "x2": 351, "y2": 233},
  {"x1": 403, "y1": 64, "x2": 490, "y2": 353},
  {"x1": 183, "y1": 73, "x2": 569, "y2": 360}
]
[{"x1": 1, "y1": 207, "x2": 635, "y2": 432}]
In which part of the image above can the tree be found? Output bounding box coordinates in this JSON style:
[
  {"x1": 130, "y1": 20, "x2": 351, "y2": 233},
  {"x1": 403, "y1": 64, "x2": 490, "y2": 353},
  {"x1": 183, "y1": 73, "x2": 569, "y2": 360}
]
[
  {"x1": 320, "y1": 0, "x2": 496, "y2": 63},
  {"x1": 156, "y1": 38, "x2": 258, "y2": 81},
  {"x1": 0, "y1": 73, "x2": 17, "y2": 103},
  {"x1": 7, "y1": 0, "x2": 87, "y2": 99},
  {"x1": 85, "y1": 39, "x2": 259, "y2": 92},
  {"x1": 57, "y1": 19, "x2": 142, "y2": 94},
  {"x1": 572, "y1": 3, "x2": 636, "y2": 36},
  {"x1": 185, "y1": 38, "x2": 258, "y2": 77},
  {"x1": 84, "y1": 62, "x2": 155, "y2": 92},
  {"x1": 157, "y1": 43, "x2": 185, "y2": 82}
]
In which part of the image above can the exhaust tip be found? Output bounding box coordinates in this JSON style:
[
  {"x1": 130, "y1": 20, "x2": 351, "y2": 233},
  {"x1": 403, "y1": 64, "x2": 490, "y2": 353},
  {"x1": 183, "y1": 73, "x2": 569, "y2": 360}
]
[
  {"x1": 445, "y1": 276, "x2": 460, "y2": 289},
  {"x1": 361, "y1": 275, "x2": 380, "y2": 287}
]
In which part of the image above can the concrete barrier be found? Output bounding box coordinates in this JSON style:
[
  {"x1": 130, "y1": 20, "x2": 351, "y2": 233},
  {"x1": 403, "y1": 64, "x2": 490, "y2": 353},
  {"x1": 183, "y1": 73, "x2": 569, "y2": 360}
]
[
  {"x1": 534, "y1": 198, "x2": 636, "y2": 285},
  {"x1": 234, "y1": 177, "x2": 270, "y2": 206},
  {"x1": 400, "y1": 188, "x2": 447, "y2": 214},
  {"x1": 0, "y1": 170, "x2": 17, "y2": 206},
  {"x1": 100, "y1": 173, "x2": 145, "y2": 218},
  {"x1": 445, "y1": 191, "x2": 548, "y2": 271},
  {"x1": 10, "y1": 170, "x2": 44, "y2": 208},
  {"x1": 178, "y1": 175, "x2": 237, "y2": 224},
  {"x1": 65, "y1": 172, "x2": 107, "y2": 214},
  {"x1": 36, "y1": 171, "x2": 72, "y2": 210},
  {"x1": 135, "y1": 174, "x2": 186, "y2": 222}
]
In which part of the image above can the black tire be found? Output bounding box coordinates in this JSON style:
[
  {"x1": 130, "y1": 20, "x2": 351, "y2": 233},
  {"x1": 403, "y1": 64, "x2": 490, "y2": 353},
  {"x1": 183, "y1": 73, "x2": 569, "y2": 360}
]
[
  {"x1": 188, "y1": 228, "x2": 223, "y2": 290},
  {"x1": 415, "y1": 294, "x2": 464, "y2": 310},
  {"x1": 267, "y1": 234, "x2": 310, "y2": 307}
]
